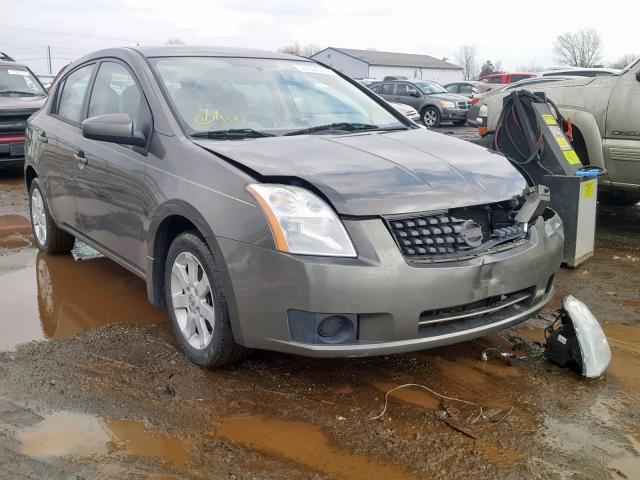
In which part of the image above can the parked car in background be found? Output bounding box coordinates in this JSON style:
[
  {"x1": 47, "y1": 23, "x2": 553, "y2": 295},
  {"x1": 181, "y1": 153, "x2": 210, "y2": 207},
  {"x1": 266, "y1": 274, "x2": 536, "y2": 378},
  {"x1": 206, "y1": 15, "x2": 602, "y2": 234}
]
[
  {"x1": 444, "y1": 80, "x2": 492, "y2": 98},
  {"x1": 480, "y1": 61, "x2": 640, "y2": 204},
  {"x1": 466, "y1": 75, "x2": 583, "y2": 127},
  {"x1": 539, "y1": 67, "x2": 621, "y2": 78},
  {"x1": 371, "y1": 80, "x2": 470, "y2": 127},
  {"x1": 481, "y1": 72, "x2": 536, "y2": 84},
  {"x1": 0, "y1": 58, "x2": 47, "y2": 167},
  {"x1": 25, "y1": 46, "x2": 563, "y2": 367},
  {"x1": 389, "y1": 101, "x2": 420, "y2": 122},
  {"x1": 37, "y1": 74, "x2": 56, "y2": 90}
]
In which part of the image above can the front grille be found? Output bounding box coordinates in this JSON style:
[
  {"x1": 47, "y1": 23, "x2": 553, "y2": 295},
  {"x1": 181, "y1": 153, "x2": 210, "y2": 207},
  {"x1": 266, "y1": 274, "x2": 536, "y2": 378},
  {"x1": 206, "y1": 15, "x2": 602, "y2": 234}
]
[
  {"x1": 457, "y1": 101, "x2": 471, "y2": 109},
  {"x1": 385, "y1": 203, "x2": 526, "y2": 261},
  {"x1": 419, "y1": 288, "x2": 534, "y2": 328},
  {"x1": 0, "y1": 114, "x2": 30, "y2": 135}
]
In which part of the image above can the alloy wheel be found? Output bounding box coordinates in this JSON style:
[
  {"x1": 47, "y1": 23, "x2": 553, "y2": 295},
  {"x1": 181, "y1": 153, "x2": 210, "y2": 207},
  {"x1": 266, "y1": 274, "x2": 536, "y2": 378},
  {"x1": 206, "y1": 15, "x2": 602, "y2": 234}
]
[
  {"x1": 31, "y1": 188, "x2": 47, "y2": 246},
  {"x1": 170, "y1": 251, "x2": 215, "y2": 350},
  {"x1": 423, "y1": 109, "x2": 438, "y2": 127}
]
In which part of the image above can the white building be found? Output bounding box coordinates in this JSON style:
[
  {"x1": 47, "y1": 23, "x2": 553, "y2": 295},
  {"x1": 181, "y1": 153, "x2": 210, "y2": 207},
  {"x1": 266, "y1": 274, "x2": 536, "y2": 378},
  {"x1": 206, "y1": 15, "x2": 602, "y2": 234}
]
[{"x1": 310, "y1": 47, "x2": 464, "y2": 84}]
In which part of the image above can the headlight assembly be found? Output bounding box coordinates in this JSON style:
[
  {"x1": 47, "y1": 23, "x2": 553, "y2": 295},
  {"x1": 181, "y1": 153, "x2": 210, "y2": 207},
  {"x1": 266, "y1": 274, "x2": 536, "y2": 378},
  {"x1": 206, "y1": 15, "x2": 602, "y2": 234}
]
[
  {"x1": 438, "y1": 100, "x2": 456, "y2": 109},
  {"x1": 246, "y1": 184, "x2": 357, "y2": 257}
]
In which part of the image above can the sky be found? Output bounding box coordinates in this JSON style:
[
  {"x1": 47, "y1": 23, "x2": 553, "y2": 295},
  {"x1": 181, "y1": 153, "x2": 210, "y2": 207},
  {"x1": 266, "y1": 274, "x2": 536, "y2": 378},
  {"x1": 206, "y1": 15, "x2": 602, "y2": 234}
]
[{"x1": 2, "y1": 0, "x2": 636, "y2": 76}]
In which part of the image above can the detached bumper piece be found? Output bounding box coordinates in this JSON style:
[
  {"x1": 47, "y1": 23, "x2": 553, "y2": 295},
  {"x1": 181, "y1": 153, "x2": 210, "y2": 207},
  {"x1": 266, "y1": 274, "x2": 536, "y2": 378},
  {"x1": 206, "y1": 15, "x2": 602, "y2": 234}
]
[{"x1": 385, "y1": 201, "x2": 526, "y2": 262}]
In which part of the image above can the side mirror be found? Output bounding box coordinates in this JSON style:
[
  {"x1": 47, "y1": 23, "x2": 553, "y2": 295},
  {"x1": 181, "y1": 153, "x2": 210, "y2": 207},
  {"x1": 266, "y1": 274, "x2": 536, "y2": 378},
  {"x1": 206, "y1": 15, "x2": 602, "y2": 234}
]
[
  {"x1": 82, "y1": 113, "x2": 146, "y2": 147},
  {"x1": 410, "y1": 91, "x2": 420, "y2": 97},
  {"x1": 636, "y1": 71, "x2": 640, "y2": 83}
]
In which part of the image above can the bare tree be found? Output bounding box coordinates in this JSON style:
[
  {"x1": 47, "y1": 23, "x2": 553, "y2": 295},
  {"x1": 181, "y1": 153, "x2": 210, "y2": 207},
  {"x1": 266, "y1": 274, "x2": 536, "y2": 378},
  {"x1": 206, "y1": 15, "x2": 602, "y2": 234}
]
[
  {"x1": 278, "y1": 42, "x2": 321, "y2": 58},
  {"x1": 609, "y1": 53, "x2": 639, "y2": 70},
  {"x1": 454, "y1": 45, "x2": 479, "y2": 80},
  {"x1": 517, "y1": 62, "x2": 544, "y2": 73},
  {"x1": 553, "y1": 28, "x2": 602, "y2": 67},
  {"x1": 166, "y1": 38, "x2": 186, "y2": 45}
]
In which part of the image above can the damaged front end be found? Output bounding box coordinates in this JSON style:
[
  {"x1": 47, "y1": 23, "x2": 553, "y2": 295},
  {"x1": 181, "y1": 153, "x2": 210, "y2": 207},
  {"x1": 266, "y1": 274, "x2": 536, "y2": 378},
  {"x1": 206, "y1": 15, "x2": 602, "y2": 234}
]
[{"x1": 384, "y1": 185, "x2": 556, "y2": 263}]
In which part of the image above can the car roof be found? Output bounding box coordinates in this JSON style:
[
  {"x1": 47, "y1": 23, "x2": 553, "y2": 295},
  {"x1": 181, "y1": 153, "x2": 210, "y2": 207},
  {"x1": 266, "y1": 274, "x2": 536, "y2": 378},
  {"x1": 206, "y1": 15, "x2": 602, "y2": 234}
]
[
  {"x1": 540, "y1": 67, "x2": 620, "y2": 75},
  {"x1": 133, "y1": 45, "x2": 309, "y2": 61},
  {"x1": 0, "y1": 59, "x2": 27, "y2": 68}
]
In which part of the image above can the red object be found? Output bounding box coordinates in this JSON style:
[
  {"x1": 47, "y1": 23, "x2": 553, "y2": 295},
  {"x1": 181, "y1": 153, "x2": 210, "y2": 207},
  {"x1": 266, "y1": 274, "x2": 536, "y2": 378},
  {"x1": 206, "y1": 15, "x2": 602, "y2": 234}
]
[
  {"x1": 471, "y1": 98, "x2": 479, "y2": 105},
  {"x1": 0, "y1": 135, "x2": 25, "y2": 145},
  {"x1": 565, "y1": 118, "x2": 573, "y2": 142},
  {"x1": 481, "y1": 73, "x2": 536, "y2": 85}
]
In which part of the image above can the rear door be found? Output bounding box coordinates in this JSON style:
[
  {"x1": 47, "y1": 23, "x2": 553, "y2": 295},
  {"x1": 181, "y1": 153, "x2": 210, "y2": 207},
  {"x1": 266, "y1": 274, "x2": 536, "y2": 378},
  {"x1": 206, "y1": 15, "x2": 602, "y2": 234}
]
[
  {"x1": 75, "y1": 59, "x2": 152, "y2": 269},
  {"x1": 394, "y1": 83, "x2": 422, "y2": 109},
  {"x1": 41, "y1": 63, "x2": 96, "y2": 230},
  {"x1": 604, "y1": 66, "x2": 640, "y2": 185},
  {"x1": 377, "y1": 83, "x2": 396, "y2": 102}
]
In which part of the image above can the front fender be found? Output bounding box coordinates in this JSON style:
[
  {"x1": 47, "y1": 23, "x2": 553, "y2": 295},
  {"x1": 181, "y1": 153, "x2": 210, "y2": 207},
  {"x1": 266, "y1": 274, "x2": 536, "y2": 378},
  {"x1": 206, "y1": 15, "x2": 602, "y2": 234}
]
[{"x1": 559, "y1": 108, "x2": 605, "y2": 169}]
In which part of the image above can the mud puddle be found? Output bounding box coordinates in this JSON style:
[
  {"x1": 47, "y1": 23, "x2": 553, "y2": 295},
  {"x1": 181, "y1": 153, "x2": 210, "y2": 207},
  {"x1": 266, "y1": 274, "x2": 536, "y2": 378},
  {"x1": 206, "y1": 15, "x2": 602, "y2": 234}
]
[
  {"x1": 0, "y1": 215, "x2": 166, "y2": 351},
  {"x1": 19, "y1": 411, "x2": 190, "y2": 466},
  {"x1": 217, "y1": 415, "x2": 421, "y2": 480}
]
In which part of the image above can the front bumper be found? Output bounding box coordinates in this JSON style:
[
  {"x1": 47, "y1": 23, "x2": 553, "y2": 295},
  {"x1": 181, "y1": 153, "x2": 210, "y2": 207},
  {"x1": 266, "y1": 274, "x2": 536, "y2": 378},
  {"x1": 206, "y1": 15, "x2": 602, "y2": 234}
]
[
  {"x1": 0, "y1": 136, "x2": 26, "y2": 166},
  {"x1": 441, "y1": 107, "x2": 469, "y2": 121},
  {"x1": 218, "y1": 214, "x2": 563, "y2": 357}
]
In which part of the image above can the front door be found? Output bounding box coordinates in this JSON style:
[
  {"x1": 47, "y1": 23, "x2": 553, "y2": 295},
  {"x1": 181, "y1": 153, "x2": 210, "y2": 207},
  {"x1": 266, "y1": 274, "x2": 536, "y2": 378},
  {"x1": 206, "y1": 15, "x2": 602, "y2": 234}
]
[
  {"x1": 604, "y1": 65, "x2": 640, "y2": 186},
  {"x1": 75, "y1": 60, "x2": 151, "y2": 270}
]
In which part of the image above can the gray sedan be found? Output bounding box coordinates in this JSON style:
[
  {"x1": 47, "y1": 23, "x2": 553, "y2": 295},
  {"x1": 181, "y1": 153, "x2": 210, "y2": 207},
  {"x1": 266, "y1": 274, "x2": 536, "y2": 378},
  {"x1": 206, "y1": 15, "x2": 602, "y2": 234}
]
[{"x1": 24, "y1": 46, "x2": 563, "y2": 366}]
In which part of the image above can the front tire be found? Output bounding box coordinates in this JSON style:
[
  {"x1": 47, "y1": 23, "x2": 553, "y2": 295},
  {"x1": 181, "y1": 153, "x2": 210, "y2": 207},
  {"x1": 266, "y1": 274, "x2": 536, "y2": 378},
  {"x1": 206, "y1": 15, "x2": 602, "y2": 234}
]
[
  {"x1": 165, "y1": 231, "x2": 250, "y2": 367},
  {"x1": 29, "y1": 178, "x2": 75, "y2": 255},
  {"x1": 422, "y1": 107, "x2": 441, "y2": 128}
]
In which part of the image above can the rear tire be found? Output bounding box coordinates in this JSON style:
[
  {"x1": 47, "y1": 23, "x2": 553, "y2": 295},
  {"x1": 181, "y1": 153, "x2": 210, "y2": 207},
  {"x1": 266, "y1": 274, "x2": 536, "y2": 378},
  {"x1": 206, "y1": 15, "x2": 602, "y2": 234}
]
[
  {"x1": 422, "y1": 107, "x2": 441, "y2": 128},
  {"x1": 599, "y1": 190, "x2": 640, "y2": 206},
  {"x1": 29, "y1": 178, "x2": 75, "y2": 255},
  {"x1": 164, "y1": 231, "x2": 251, "y2": 367}
]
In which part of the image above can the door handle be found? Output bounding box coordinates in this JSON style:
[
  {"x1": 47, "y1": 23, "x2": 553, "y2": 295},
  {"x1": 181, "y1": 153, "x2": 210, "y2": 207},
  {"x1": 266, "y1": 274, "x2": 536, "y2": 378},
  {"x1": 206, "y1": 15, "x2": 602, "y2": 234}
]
[
  {"x1": 39, "y1": 131, "x2": 48, "y2": 144},
  {"x1": 74, "y1": 151, "x2": 87, "y2": 168}
]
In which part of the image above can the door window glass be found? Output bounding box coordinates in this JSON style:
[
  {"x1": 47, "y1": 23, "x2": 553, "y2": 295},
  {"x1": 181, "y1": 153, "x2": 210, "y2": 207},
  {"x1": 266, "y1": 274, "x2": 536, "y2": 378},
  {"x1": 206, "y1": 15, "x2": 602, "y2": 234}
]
[
  {"x1": 379, "y1": 83, "x2": 395, "y2": 95},
  {"x1": 459, "y1": 84, "x2": 473, "y2": 94},
  {"x1": 57, "y1": 65, "x2": 94, "y2": 123},
  {"x1": 88, "y1": 62, "x2": 143, "y2": 131}
]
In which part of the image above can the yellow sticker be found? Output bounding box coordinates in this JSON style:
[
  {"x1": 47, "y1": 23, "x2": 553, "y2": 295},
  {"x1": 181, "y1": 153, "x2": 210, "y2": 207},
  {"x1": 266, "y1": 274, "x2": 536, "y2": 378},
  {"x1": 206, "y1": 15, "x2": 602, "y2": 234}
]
[
  {"x1": 543, "y1": 114, "x2": 558, "y2": 125},
  {"x1": 557, "y1": 136, "x2": 570, "y2": 149},
  {"x1": 563, "y1": 150, "x2": 581, "y2": 165},
  {"x1": 583, "y1": 180, "x2": 595, "y2": 199}
]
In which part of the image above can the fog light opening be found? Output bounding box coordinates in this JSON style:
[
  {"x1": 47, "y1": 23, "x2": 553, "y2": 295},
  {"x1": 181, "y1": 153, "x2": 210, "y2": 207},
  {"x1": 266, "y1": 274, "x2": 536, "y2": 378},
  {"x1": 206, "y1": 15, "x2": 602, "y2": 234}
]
[{"x1": 317, "y1": 315, "x2": 354, "y2": 344}]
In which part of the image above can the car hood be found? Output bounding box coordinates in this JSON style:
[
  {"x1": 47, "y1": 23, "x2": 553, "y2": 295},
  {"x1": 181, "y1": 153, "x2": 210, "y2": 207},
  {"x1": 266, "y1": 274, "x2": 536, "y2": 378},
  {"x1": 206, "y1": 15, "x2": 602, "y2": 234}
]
[
  {"x1": 0, "y1": 95, "x2": 46, "y2": 115},
  {"x1": 192, "y1": 129, "x2": 526, "y2": 216}
]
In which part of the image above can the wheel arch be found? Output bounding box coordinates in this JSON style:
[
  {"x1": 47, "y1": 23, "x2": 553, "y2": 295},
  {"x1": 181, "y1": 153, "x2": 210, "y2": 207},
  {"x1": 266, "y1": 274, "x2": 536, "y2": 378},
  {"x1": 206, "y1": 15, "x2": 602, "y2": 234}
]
[
  {"x1": 145, "y1": 200, "x2": 244, "y2": 343},
  {"x1": 25, "y1": 165, "x2": 38, "y2": 191},
  {"x1": 561, "y1": 109, "x2": 605, "y2": 168}
]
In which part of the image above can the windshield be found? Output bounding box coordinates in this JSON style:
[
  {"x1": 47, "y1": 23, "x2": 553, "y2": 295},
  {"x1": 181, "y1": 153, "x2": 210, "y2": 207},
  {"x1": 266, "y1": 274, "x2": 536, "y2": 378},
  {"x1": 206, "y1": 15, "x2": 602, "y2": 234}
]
[
  {"x1": 0, "y1": 66, "x2": 46, "y2": 96},
  {"x1": 414, "y1": 81, "x2": 448, "y2": 94},
  {"x1": 149, "y1": 57, "x2": 405, "y2": 136}
]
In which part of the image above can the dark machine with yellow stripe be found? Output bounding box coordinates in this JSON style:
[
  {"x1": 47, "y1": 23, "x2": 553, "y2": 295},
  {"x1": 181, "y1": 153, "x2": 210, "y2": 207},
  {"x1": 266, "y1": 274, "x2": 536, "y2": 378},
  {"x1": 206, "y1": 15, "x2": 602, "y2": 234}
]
[{"x1": 483, "y1": 90, "x2": 599, "y2": 267}]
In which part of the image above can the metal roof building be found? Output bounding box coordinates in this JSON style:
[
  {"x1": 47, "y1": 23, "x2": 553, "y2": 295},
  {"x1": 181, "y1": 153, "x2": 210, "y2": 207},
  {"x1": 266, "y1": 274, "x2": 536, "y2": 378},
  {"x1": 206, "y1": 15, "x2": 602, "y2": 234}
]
[{"x1": 310, "y1": 47, "x2": 464, "y2": 83}]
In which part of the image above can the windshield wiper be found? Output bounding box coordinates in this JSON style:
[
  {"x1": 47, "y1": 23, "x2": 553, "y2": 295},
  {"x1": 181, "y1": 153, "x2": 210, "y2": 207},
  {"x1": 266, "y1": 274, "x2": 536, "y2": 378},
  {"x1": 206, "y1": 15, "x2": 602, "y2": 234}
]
[
  {"x1": 285, "y1": 122, "x2": 388, "y2": 136},
  {"x1": 190, "y1": 129, "x2": 275, "y2": 139},
  {"x1": 0, "y1": 90, "x2": 40, "y2": 96}
]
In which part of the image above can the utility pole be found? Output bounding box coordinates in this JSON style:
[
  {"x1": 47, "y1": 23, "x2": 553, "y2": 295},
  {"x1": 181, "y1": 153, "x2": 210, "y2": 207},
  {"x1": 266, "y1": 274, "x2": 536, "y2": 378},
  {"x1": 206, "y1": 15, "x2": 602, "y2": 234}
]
[{"x1": 47, "y1": 45, "x2": 52, "y2": 74}]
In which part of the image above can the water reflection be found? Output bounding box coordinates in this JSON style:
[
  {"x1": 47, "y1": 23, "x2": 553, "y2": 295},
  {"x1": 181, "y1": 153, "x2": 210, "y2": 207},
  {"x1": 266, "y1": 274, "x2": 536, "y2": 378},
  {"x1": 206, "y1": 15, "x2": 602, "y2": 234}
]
[
  {"x1": 0, "y1": 223, "x2": 167, "y2": 350},
  {"x1": 34, "y1": 253, "x2": 167, "y2": 340}
]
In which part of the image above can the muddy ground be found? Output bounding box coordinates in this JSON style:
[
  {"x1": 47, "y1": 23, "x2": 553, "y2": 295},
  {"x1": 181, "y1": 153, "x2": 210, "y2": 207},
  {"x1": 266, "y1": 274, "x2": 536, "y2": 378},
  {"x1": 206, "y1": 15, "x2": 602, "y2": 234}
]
[{"x1": 0, "y1": 128, "x2": 639, "y2": 479}]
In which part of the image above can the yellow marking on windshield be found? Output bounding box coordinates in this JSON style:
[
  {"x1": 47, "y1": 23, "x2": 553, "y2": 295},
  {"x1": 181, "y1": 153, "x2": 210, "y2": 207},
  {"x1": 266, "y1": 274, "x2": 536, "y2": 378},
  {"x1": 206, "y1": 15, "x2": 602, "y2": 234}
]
[{"x1": 195, "y1": 109, "x2": 246, "y2": 125}]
